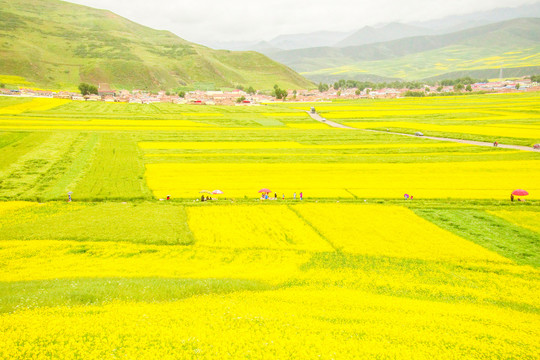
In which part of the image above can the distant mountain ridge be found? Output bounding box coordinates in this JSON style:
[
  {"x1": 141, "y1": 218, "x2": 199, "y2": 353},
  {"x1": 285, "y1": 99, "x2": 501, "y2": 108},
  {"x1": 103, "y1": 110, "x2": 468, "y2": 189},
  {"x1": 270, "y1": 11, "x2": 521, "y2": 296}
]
[
  {"x1": 270, "y1": 31, "x2": 352, "y2": 50},
  {"x1": 412, "y1": 1, "x2": 540, "y2": 32},
  {"x1": 0, "y1": 0, "x2": 313, "y2": 90},
  {"x1": 206, "y1": 2, "x2": 540, "y2": 53},
  {"x1": 207, "y1": 31, "x2": 352, "y2": 52},
  {"x1": 265, "y1": 17, "x2": 540, "y2": 82},
  {"x1": 335, "y1": 23, "x2": 431, "y2": 48}
]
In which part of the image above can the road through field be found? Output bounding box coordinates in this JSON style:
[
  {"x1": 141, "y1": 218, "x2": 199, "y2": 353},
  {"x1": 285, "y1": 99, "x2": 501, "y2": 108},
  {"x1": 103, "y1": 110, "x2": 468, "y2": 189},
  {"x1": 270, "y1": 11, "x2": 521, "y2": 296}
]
[
  {"x1": 307, "y1": 111, "x2": 539, "y2": 152},
  {"x1": 305, "y1": 111, "x2": 355, "y2": 129}
]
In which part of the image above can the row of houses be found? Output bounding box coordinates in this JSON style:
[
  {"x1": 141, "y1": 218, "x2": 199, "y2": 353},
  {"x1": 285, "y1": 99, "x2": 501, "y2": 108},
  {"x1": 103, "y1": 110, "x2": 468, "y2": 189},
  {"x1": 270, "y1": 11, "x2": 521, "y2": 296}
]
[{"x1": 1, "y1": 79, "x2": 538, "y2": 104}]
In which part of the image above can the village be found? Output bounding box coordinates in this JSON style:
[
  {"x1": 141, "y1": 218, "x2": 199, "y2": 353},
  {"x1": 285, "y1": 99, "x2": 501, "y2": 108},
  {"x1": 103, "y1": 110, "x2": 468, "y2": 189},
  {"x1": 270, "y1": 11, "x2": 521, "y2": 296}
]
[{"x1": 1, "y1": 77, "x2": 539, "y2": 105}]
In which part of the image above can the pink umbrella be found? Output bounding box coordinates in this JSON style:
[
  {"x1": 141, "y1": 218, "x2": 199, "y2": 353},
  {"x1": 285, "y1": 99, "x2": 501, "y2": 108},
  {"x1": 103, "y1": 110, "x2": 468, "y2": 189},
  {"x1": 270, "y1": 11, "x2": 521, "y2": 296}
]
[
  {"x1": 258, "y1": 188, "x2": 271, "y2": 193},
  {"x1": 512, "y1": 189, "x2": 529, "y2": 196},
  {"x1": 212, "y1": 190, "x2": 223, "y2": 195}
]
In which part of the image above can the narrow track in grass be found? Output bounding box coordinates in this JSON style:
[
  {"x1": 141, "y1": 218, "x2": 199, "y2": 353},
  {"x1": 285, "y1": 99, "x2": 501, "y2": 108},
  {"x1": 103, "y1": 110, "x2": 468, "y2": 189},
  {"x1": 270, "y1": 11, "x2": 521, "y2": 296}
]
[{"x1": 307, "y1": 111, "x2": 540, "y2": 152}]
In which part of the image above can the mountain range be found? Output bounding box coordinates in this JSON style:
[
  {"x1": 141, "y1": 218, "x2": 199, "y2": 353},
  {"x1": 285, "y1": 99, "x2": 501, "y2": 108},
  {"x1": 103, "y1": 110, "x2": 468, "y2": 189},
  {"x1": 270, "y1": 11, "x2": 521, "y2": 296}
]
[
  {"x1": 207, "y1": 2, "x2": 540, "y2": 52},
  {"x1": 266, "y1": 17, "x2": 540, "y2": 83},
  {"x1": 1, "y1": 0, "x2": 539, "y2": 90},
  {"x1": 0, "y1": 0, "x2": 312, "y2": 91}
]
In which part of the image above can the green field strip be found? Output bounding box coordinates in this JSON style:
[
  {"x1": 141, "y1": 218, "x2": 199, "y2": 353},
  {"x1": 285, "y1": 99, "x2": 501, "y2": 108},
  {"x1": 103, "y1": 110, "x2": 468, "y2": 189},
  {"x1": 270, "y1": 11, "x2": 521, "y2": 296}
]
[
  {"x1": 0, "y1": 132, "x2": 49, "y2": 171},
  {"x1": 0, "y1": 132, "x2": 79, "y2": 199},
  {"x1": 0, "y1": 202, "x2": 194, "y2": 245},
  {"x1": 0, "y1": 277, "x2": 271, "y2": 313},
  {"x1": 413, "y1": 209, "x2": 540, "y2": 267},
  {"x1": 25, "y1": 132, "x2": 96, "y2": 199},
  {"x1": 40, "y1": 133, "x2": 100, "y2": 200},
  {"x1": 72, "y1": 133, "x2": 152, "y2": 200},
  {"x1": 0, "y1": 132, "x2": 29, "y2": 149}
]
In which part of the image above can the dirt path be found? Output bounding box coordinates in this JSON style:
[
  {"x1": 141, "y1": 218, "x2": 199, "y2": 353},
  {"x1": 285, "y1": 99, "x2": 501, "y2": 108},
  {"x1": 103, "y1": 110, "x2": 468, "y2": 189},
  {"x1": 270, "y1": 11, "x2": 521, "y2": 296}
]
[
  {"x1": 306, "y1": 111, "x2": 355, "y2": 129},
  {"x1": 307, "y1": 111, "x2": 539, "y2": 152}
]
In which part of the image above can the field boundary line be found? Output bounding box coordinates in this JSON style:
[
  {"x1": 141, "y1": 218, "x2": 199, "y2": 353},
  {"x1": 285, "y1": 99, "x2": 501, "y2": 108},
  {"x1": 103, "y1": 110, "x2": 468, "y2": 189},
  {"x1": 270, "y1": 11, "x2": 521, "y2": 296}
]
[{"x1": 286, "y1": 204, "x2": 339, "y2": 252}]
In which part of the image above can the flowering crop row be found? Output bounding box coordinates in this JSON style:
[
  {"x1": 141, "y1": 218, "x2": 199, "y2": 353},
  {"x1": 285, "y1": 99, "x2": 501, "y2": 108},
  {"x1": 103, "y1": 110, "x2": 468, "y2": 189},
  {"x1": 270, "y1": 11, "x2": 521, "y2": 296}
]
[
  {"x1": 144, "y1": 160, "x2": 540, "y2": 199},
  {"x1": 488, "y1": 210, "x2": 540, "y2": 233},
  {"x1": 187, "y1": 205, "x2": 333, "y2": 251},
  {"x1": 0, "y1": 281, "x2": 538, "y2": 359},
  {"x1": 139, "y1": 141, "x2": 466, "y2": 150},
  {"x1": 0, "y1": 201, "x2": 37, "y2": 216},
  {"x1": 0, "y1": 98, "x2": 70, "y2": 114},
  {"x1": 0, "y1": 199, "x2": 538, "y2": 359},
  {"x1": 294, "y1": 204, "x2": 509, "y2": 262},
  {"x1": 344, "y1": 121, "x2": 540, "y2": 139}
]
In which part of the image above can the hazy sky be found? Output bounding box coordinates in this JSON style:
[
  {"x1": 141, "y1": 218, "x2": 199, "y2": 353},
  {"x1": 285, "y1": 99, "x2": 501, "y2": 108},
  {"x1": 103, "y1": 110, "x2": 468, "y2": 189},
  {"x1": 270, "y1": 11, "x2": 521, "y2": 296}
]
[{"x1": 67, "y1": 0, "x2": 537, "y2": 44}]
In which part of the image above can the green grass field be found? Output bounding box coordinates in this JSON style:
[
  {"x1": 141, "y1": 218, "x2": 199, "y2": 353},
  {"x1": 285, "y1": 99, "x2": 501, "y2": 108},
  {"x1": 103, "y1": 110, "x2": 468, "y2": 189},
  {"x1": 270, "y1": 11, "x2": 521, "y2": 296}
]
[{"x1": 0, "y1": 93, "x2": 538, "y2": 359}]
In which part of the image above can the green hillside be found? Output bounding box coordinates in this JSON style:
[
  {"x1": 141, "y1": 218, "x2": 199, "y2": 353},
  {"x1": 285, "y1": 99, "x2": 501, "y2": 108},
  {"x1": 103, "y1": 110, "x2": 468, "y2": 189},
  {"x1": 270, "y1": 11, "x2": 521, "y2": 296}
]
[
  {"x1": 266, "y1": 18, "x2": 540, "y2": 82},
  {"x1": 0, "y1": 0, "x2": 313, "y2": 90}
]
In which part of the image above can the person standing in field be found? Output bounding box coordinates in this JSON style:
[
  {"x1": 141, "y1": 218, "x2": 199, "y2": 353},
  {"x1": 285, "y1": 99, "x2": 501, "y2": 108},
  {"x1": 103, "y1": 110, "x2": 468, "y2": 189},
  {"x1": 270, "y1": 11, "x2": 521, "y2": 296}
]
[
  {"x1": 282, "y1": 193, "x2": 285, "y2": 200},
  {"x1": 300, "y1": 192, "x2": 303, "y2": 200},
  {"x1": 274, "y1": 192, "x2": 277, "y2": 199},
  {"x1": 293, "y1": 192, "x2": 297, "y2": 200},
  {"x1": 511, "y1": 194, "x2": 514, "y2": 202}
]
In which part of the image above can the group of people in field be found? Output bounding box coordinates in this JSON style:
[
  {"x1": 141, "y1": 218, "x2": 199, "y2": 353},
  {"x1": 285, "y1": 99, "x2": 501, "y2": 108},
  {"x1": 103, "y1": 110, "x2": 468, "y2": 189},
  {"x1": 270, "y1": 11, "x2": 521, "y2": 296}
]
[
  {"x1": 261, "y1": 192, "x2": 303, "y2": 200},
  {"x1": 510, "y1": 194, "x2": 525, "y2": 202}
]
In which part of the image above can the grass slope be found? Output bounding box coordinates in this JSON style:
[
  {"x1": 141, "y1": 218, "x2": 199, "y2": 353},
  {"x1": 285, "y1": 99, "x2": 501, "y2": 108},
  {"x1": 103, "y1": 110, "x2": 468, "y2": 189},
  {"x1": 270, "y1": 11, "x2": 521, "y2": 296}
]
[{"x1": 0, "y1": 0, "x2": 312, "y2": 90}]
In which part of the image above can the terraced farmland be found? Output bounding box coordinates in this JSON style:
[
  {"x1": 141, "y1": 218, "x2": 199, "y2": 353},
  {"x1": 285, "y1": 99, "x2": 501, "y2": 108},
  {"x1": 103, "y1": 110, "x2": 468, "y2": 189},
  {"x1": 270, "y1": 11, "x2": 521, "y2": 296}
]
[{"x1": 0, "y1": 93, "x2": 538, "y2": 359}]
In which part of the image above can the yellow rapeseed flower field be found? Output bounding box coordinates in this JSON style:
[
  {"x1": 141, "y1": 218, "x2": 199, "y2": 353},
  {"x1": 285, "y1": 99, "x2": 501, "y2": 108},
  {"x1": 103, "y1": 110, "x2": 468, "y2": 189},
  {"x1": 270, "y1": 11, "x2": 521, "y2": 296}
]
[
  {"x1": 0, "y1": 201, "x2": 37, "y2": 216},
  {"x1": 0, "y1": 199, "x2": 538, "y2": 359},
  {"x1": 0, "y1": 240, "x2": 310, "y2": 283},
  {"x1": 344, "y1": 121, "x2": 540, "y2": 139},
  {"x1": 488, "y1": 210, "x2": 540, "y2": 233},
  {"x1": 144, "y1": 160, "x2": 540, "y2": 199},
  {"x1": 0, "y1": 118, "x2": 212, "y2": 130},
  {"x1": 0, "y1": 288, "x2": 540, "y2": 360},
  {"x1": 0, "y1": 286, "x2": 538, "y2": 359},
  {"x1": 187, "y1": 205, "x2": 333, "y2": 251},
  {"x1": 294, "y1": 204, "x2": 509, "y2": 261},
  {"x1": 0, "y1": 98, "x2": 70, "y2": 114},
  {"x1": 1, "y1": 92, "x2": 539, "y2": 359},
  {"x1": 139, "y1": 141, "x2": 467, "y2": 150}
]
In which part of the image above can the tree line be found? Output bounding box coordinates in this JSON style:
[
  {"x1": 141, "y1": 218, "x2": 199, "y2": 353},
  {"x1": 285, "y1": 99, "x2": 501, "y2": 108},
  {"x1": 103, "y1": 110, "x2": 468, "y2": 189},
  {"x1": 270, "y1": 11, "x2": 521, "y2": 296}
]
[
  {"x1": 319, "y1": 76, "x2": 490, "y2": 92},
  {"x1": 78, "y1": 83, "x2": 98, "y2": 95}
]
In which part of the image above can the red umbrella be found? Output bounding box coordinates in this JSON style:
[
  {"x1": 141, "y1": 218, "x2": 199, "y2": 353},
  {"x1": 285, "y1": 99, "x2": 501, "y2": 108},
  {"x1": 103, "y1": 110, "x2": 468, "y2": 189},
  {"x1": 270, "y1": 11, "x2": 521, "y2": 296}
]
[
  {"x1": 512, "y1": 189, "x2": 529, "y2": 196},
  {"x1": 258, "y1": 188, "x2": 271, "y2": 193},
  {"x1": 212, "y1": 190, "x2": 223, "y2": 195}
]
